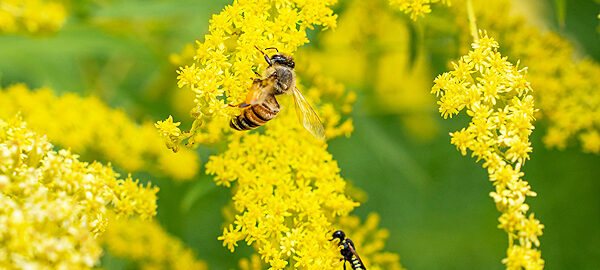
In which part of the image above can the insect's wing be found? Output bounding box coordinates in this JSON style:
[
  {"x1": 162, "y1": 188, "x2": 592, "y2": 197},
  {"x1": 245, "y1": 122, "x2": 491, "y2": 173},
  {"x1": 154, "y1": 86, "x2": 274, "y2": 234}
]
[
  {"x1": 292, "y1": 87, "x2": 325, "y2": 139},
  {"x1": 347, "y1": 242, "x2": 366, "y2": 269}
]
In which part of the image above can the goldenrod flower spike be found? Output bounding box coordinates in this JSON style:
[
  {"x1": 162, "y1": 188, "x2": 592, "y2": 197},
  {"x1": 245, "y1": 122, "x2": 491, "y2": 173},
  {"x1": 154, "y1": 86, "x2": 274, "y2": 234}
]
[
  {"x1": 0, "y1": 117, "x2": 158, "y2": 269},
  {"x1": 432, "y1": 32, "x2": 544, "y2": 269}
]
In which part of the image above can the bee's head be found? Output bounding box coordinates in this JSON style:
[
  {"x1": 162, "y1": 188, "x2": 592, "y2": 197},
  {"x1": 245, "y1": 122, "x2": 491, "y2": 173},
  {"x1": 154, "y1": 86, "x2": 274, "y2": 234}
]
[
  {"x1": 330, "y1": 230, "x2": 346, "y2": 242},
  {"x1": 270, "y1": 53, "x2": 295, "y2": 69}
]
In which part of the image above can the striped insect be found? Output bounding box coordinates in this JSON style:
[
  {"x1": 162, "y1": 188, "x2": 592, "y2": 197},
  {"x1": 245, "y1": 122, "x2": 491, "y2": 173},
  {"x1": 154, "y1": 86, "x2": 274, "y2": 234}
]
[
  {"x1": 330, "y1": 230, "x2": 367, "y2": 270},
  {"x1": 229, "y1": 46, "x2": 325, "y2": 139}
]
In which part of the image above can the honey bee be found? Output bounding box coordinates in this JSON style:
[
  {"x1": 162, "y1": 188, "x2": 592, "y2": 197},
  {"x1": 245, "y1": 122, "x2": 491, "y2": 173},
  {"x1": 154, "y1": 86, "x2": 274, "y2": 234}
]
[{"x1": 229, "y1": 46, "x2": 325, "y2": 139}]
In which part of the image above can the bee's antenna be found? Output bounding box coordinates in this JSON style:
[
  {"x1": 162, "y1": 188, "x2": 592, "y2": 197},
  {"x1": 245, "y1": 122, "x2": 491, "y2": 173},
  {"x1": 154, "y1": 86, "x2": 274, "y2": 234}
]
[
  {"x1": 254, "y1": 45, "x2": 272, "y2": 66},
  {"x1": 264, "y1": 47, "x2": 279, "y2": 52}
]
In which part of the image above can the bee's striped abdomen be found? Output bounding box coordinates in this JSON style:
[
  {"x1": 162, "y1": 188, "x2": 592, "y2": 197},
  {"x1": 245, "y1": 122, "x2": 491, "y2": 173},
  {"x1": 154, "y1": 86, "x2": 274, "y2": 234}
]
[{"x1": 230, "y1": 100, "x2": 279, "y2": 131}]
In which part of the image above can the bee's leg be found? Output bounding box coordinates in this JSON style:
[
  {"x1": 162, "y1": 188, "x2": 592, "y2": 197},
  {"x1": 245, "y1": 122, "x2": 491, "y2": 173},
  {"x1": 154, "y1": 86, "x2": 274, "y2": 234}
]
[
  {"x1": 253, "y1": 71, "x2": 262, "y2": 78},
  {"x1": 343, "y1": 259, "x2": 347, "y2": 270}
]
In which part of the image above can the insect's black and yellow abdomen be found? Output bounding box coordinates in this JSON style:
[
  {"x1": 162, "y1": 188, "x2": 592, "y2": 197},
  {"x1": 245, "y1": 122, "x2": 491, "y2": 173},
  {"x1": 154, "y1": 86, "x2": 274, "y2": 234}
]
[
  {"x1": 351, "y1": 257, "x2": 365, "y2": 270},
  {"x1": 230, "y1": 106, "x2": 266, "y2": 131}
]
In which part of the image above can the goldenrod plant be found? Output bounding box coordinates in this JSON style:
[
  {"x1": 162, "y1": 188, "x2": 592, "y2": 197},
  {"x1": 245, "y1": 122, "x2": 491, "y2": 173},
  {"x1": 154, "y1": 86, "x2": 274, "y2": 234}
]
[{"x1": 432, "y1": 31, "x2": 544, "y2": 269}]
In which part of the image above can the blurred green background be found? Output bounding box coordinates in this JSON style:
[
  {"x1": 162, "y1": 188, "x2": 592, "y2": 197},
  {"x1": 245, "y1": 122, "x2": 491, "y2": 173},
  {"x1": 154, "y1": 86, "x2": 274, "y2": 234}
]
[{"x1": 1, "y1": 0, "x2": 599, "y2": 269}]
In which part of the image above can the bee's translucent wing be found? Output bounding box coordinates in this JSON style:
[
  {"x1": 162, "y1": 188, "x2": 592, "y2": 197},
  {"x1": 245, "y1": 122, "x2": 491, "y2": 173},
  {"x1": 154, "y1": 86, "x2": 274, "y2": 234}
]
[{"x1": 292, "y1": 87, "x2": 325, "y2": 139}]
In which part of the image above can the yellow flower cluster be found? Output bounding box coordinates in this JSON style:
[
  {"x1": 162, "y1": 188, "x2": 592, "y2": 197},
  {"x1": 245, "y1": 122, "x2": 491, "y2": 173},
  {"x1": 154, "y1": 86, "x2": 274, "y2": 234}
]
[
  {"x1": 156, "y1": 0, "x2": 338, "y2": 150},
  {"x1": 0, "y1": 0, "x2": 66, "y2": 34},
  {"x1": 0, "y1": 117, "x2": 158, "y2": 269},
  {"x1": 452, "y1": 0, "x2": 600, "y2": 154},
  {"x1": 102, "y1": 216, "x2": 207, "y2": 270},
  {"x1": 236, "y1": 213, "x2": 404, "y2": 270},
  {"x1": 207, "y1": 107, "x2": 358, "y2": 269},
  {"x1": 0, "y1": 84, "x2": 199, "y2": 181},
  {"x1": 388, "y1": 0, "x2": 450, "y2": 20},
  {"x1": 432, "y1": 33, "x2": 544, "y2": 269},
  {"x1": 336, "y1": 213, "x2": 405, "y2": 270}
]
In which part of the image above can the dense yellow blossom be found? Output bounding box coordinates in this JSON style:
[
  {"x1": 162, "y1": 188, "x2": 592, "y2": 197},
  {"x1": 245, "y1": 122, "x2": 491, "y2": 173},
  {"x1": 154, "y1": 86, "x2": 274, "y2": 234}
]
[
  {"x1": 173, "y1": 25, "x2": 358, "y2": 268},
  {"x1": 206, "y1": 106, "x2": 358, "y2": 269},
  {"x1": 236, "y1": 213, "x2": 404, "y2": 270},
  {"x1": 156, "y1": 0, "x2": 338, "y2": 150},
  {"x1": 388, "y1": 0, "x2": 450, "y2": 20},
  {"x1": 0, "y1": 117, "x2": 158, "y2": 269},
  {"x1": 102, "y1": 216, "x2": 207, "y2": 270},
  {"x1": 0, "y1": 0, "x2": 66, "y2": 34},
  {"x1": 432, "y1": 32, "x2": 544, "y2": 269},
  {"x1": 452, "y1": 0, "x2": 600, "y2": 154},
  {"x1": 0, "y1": 84, "x2": 199, "y2": 181}
]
